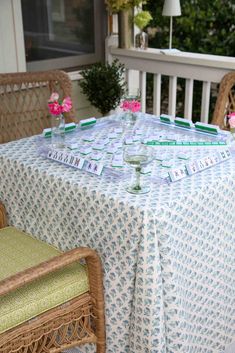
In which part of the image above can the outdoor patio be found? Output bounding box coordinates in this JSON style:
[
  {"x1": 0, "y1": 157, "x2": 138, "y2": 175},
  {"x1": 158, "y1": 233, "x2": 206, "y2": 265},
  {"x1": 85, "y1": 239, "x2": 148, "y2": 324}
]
[{"x1": 0, "y1": 1, "x2": 235, "y2": 353}]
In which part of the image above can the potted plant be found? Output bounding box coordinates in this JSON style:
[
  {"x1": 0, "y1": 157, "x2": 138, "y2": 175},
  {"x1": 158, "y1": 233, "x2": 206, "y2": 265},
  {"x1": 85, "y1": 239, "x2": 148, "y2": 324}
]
[
  {"x1": 105, "y1": 0, "x2": 144, "y2": 13},
  {"x1": 134, "y1": 10, "x2": 152, "y2": 49},
  {"x1": 80, "y1": 59, "x2": 126, "y2": 116},
  {"x1": 105, "y1": 0, "x2": 149, "y2": 48}
]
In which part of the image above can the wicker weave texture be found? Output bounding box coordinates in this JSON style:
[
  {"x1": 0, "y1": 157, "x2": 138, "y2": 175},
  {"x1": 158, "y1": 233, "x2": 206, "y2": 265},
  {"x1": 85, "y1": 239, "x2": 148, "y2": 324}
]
[
  {"x1": 0, "y1": 70, "x2": 74, "y2": 143},
  {"x1": 0, "y1": 202, "x2": 106, "y2": 353},
  {"x1": 0, "y1": 295, "x2": 96, "y2": 353},
  {"x1": 212, "y1": 71, "x2": 235, "y2": 129}
]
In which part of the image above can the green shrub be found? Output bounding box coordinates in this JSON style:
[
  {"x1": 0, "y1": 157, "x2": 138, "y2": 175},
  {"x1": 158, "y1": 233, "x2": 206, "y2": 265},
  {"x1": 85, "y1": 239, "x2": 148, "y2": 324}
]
[{"x1": 80, "y1": 59, "x2": 126, "y2": 116}]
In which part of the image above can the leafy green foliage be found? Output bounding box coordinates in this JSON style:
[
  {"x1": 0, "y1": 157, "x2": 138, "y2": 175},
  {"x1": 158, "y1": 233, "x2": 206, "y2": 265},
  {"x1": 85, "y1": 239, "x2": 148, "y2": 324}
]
[
  {"x1": 134, "y1": 11, "x2": 152, "y2": 30},
  {"x1": 145, "y1": 0, "x2": 235, "y2": 56},
  {"x1": 105, "y1": 0, "x2": 148, "y2": 13},
  {"x1": 144, "y1": 0, "x2": 235, "y2": 120},
  {"x1": 80, "y1": 60, "x2": 126, "y2": 116}
]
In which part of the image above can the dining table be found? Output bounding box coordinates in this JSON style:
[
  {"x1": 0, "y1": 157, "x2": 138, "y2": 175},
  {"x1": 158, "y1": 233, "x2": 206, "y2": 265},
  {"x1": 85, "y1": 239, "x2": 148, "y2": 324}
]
[{"x1": 0, "y1": 114, "x2": 234, "y2": 353}]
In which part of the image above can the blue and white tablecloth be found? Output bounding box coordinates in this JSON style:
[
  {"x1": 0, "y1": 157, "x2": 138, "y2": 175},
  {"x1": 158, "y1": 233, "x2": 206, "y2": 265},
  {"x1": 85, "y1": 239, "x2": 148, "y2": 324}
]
[{"x1": 0, "y1": 118, "x2": 234, "y2": 353}]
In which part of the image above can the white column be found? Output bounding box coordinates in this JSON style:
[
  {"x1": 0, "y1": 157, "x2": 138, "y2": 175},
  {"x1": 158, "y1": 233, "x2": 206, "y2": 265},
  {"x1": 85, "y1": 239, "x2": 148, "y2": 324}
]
[
  {"x1": 153, "y1": 73, "x2": 161, "y2": 116},
  {"x1": 105, "y1": 34, "x2": 118, "y2": 64},
  {"x1": 168, "y1": 76, "x2": 177, "y2": 116},
  {"x1": 201, "y1": 81, "x2": 211, "y2": 123},
  {"x1": 140, "y1": 71, "x2": 146, "y2": 113},
  {"x1": 0, "y1": 0, "x2": 26, "y2": 73},
  {"x1": 184, "y1": 78, "x2": 194, "y2": 120}
]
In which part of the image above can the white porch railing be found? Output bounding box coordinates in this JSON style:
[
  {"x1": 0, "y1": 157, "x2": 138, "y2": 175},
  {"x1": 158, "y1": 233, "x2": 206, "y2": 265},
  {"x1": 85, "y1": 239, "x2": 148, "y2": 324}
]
[{"x1": 108, "y1": 40, "x2": 235, "y2": 123}]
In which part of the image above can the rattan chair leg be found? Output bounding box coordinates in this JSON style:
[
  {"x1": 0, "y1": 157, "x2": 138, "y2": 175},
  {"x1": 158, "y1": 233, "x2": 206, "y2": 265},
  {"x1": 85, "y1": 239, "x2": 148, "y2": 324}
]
[{"x1": 0, "y1": 202, "x2": 7, "y2": 228}]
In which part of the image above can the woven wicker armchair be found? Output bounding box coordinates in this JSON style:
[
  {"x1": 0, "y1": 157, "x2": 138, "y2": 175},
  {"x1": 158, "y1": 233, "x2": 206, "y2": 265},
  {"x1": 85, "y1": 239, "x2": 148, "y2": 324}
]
[
  {"x1": 0, "y1": 202, "x2": 105, "y2": 353},
  {"x1": 211, "y1": 71, "x2": 235, "y2": 129},
  {"x1": 0, "y1": 70, "x2": 75, "y2": 144}
]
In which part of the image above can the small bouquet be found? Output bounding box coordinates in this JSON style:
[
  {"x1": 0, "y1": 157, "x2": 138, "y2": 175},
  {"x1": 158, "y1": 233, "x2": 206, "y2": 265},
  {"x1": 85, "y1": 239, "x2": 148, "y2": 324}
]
[
  {"x1": 227, "y1": 112, "x2": 235, "y2": 130},
  {"x1": 48, "y1": 92, "x2": 72, "y2": 116},
  {"x1": 120, "y1": 99, "x2": 141, "y2": 113},
  {"x1": 120, "y1": 94, "x2": 141, "y2": 127}
]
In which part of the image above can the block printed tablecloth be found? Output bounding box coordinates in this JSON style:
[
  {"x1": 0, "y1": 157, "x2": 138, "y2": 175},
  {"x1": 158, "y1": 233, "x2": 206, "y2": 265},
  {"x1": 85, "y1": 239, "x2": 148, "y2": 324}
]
[{"x1": 0, "y1": 133, "x2": 234, "y2": 353}]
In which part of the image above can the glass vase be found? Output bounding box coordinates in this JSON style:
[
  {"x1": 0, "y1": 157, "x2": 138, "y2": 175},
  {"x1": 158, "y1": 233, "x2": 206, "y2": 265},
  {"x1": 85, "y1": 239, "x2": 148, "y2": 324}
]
[
  {"x1": 123, "y1": 111, "x2": 138, "y2": 129},
  {"x1": 51, "y1": 114, "x2": 65, "y2": 149},
  {"x1": 230, "y1": 127, "x2": 235, "y2": 141},
  {"x1": 121, "y1": 88, "x2": 141, "y2": 130},
  {"x1": 135, "y1": 31, "x2": 148, "y2": 50}
]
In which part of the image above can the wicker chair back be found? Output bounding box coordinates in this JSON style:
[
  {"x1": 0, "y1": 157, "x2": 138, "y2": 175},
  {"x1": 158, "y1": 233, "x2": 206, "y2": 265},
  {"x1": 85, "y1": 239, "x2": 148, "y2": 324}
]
[{"x1": 0, "y1": 70, "x2": 74, "y2": 143}]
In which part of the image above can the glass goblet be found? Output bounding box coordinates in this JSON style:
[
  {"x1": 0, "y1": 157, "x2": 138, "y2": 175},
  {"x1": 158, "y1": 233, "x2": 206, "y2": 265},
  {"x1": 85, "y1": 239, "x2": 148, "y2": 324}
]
[{"x1": 123, "y1": 144, "x2": 154, "y2": 194}]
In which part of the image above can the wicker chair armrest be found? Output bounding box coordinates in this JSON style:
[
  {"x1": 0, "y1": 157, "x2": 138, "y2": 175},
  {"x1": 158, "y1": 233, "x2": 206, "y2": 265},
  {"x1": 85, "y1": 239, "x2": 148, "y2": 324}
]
[
  {"x1": 212, "y1": 71, "x2": 235, "y2": 128},
  {"x1": 0, "y1": 247, "x2": 103, "y2": 298},
  {"x1": 0, "y1": 202, "x2": 7, "y2": 229}
]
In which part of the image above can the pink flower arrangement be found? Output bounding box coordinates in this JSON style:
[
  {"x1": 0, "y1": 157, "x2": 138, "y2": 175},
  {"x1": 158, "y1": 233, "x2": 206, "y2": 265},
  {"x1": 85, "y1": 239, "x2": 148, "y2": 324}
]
[
  {"x1": 121, "y1": 99, "x2": 141, "y2": 113},
  {"x1": 48, "y1": 92, "x2": 72, "y2": 116},
  {"x1": 228, "y1": 112, "x2": 235, "y2": 128}
]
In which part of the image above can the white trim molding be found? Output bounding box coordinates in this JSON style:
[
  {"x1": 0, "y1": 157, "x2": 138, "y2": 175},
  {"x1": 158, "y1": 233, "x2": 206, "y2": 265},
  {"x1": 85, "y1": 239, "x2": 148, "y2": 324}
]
[{"x1": 0, "y1": 0, "x2": 26, "y2": 73}]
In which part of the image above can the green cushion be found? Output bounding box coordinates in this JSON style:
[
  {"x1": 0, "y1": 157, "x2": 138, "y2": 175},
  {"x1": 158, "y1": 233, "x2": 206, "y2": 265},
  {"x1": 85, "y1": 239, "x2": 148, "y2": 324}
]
[{"x1": 0, "y1": 227, "x2": 89, "y2": 334}]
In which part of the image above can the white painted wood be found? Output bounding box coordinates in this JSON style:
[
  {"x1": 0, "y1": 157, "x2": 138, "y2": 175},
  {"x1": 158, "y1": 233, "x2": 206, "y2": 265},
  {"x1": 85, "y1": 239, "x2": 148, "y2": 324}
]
[
  {"x1": 0, "y1": 0, "x2": 26, "y2": 73},
  {"x1": 12, "y1": 0, "x2": 26, "y2": 72},
  {"x1": 110, "y1": 47, "x2": 235, "y2": 83},
  {"x1": 0, "y1": 1, "x2": 15, "y2": 72},
  {"x1": 184, "y1": 79, "x2": 194, "y2": 120},
  {"x1": 108, "y1": 46, "x2": 235, "y2": 122},
  {"x1": 110, "y1": 47, "x2": 235, "y2": 70},
  {"x1": 201, "y1": 81, "x2": 211, "y2": 123},
  {"x1": 139, "y1": 71, "x2": 146, "y2": 113},
  {"x1": 27, "y1": 0, "x2": 104, "y2": 71},
  {"x1": 168, "y1": 76, "x2": 177, "y2": 116},
  {"x1": 105, "y1": 34, "x2": 118, "y2": 63},
  {"x1": 153, "y1": 74, "x2": 161, "y2": 116},
  {"x1": 112, "y1": 14, "x2": 118, "y2": 34},
  {"x1": 125, "y1": 68, "x2": 129, "y2": 88},
  {"x1": 68, "y1": 71, "x2": 83, "y2": 81},
  {"x1": 127, "y1": 70, "x2": 140, "y2": 94}
]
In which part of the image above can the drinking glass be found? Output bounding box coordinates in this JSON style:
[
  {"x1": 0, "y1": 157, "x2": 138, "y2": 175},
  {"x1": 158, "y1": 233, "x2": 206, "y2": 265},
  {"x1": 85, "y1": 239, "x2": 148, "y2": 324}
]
[{"x1": 123, "y1": 144, "x2": 154, "y2": 194}]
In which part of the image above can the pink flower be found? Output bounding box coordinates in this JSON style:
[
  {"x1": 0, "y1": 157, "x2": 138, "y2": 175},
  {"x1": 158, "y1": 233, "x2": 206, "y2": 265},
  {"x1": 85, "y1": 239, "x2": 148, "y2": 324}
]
[
  {"x1": 61, "y1": 97, "x2": 72, "y2": 113},
  {"x1": 48, "y1": 93, "x2": 72, "y2": 116},
  {"x1": 121, "y1": 99, "x2": 141, "y2": 113},
  {"x1": 228, "y1": 113, "x2": 235, "y2": 128},
  {"x1": 48, "y1": 102, "x2": 63, "y2": 115},
  {"x1": 49, "y1": 92, "x2": 59, "y2": 102}
]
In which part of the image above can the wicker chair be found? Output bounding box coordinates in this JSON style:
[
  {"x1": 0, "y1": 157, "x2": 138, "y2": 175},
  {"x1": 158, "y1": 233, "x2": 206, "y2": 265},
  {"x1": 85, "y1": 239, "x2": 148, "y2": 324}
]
[
  {"x1": 0, "y1": 202, "x2": 105, "y2": 353},
  {"x1": 0, "y1": 70, "x2": 75, "y2": 144},
  {"x1": 211, "y1": 71, "x2": 235, "y2": 129}
]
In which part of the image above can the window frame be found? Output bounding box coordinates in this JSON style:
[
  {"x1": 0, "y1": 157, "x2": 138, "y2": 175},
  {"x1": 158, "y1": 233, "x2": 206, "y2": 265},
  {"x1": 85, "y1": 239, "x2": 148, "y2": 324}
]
[{"x1": 21, "y1": 0, "x2": 107, "y2": 72}]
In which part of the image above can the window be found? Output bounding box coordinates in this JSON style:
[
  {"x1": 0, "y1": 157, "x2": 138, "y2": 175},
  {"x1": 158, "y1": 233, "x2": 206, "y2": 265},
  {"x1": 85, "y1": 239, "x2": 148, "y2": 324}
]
[{"x1": 21, "y1": 0, "x2": 106, "y2": 71}]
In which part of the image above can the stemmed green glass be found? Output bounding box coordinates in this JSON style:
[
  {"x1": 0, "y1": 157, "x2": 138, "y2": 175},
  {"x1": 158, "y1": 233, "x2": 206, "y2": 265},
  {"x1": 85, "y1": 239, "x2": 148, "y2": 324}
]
[{"x1": 123, "y1": 144, "x2": 154, "y2": 194}]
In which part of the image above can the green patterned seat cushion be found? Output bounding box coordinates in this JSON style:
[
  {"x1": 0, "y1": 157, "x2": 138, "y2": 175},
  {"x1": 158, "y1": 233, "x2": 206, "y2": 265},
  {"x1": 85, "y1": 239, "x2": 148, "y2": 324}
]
[{"x1": 0, "y1": 227, "x2": 89, "y2": 334}]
